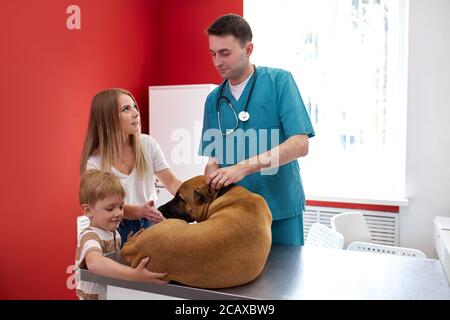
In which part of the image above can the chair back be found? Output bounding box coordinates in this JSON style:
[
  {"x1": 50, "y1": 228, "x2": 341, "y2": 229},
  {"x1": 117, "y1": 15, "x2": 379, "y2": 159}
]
[
  {"x1": 347, "y1": 241, "x2": 427, "y2": 258},
  {"x1": 77, "y1": 215, "x2": 90, "y2": 239},
  {"x1": 330, "y1": 211, "x2": 371, "y2": 248},
  {"x1": 305, "y1": 223, "x2": 345, "y2": 249}
]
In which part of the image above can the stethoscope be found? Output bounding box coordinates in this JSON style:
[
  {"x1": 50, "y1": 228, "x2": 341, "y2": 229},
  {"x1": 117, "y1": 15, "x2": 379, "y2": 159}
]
[{"x1": 216, "y1": 65, "x2": 257, "y2": 135}]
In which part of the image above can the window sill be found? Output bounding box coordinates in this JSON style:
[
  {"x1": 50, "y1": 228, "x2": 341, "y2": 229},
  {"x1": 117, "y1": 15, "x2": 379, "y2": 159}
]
[{"x1": 305, "y1": 194, "x2": 408, "y2": 213}]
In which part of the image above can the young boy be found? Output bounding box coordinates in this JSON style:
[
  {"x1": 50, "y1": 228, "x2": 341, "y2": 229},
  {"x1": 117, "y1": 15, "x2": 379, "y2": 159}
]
[{"x1": 75, "y1": 169, "x2": 168, "y2": 300}]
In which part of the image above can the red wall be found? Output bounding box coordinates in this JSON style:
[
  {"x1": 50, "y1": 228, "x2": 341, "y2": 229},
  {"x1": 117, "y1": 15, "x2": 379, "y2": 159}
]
[
  {"x1": 158, "y1": 0, "x2": 243, "y2": 85},
  {"x1": 0, "y1": 0, "x2": 242, "y2": 299},
  {"x1": 0, "y1": 0, "x2": 160, "y2": 299}
]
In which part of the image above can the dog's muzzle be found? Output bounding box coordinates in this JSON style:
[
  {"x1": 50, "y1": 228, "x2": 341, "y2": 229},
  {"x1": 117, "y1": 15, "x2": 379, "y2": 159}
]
[{"x1": 158, "y1": 197, "x2": 195, "y2": 223}]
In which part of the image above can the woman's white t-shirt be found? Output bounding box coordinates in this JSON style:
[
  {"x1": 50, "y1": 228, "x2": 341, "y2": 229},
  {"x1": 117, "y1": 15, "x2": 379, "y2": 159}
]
[{"x1": 86, "y1": 134, "x2": 169, "y2": 205}]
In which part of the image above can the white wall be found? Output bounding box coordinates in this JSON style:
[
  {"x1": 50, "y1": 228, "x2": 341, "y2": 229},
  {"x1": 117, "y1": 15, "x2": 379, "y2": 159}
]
[{"x1": 401, "y1": 0, "x2": 450, "y2": 257}]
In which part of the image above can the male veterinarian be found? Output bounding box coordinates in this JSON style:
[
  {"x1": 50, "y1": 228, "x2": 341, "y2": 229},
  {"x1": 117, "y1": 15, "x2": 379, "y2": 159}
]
[{"x1": 199, "y1": 14, "x2": 315, "y2": 246}]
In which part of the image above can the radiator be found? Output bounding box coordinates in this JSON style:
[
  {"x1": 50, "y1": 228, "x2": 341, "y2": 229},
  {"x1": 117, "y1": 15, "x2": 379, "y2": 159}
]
[{"x1": 304, "y1": 206, "x2": 399, "y2": 246}]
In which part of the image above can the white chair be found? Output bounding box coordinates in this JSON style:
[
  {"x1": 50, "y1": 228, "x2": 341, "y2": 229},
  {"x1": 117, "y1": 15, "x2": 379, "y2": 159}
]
[
  {"x1": 305, "y1": 223, "x2": 345, "y2": 249},
  {"x1": 77, "y1": 215, "x2": 90, "y2": 238},
  {"x1": 347, "y1": 241, "x2": 427, "y2": 258},
  {"x1": 330, "y1": 211, "x2": 372, "y2": 248}
]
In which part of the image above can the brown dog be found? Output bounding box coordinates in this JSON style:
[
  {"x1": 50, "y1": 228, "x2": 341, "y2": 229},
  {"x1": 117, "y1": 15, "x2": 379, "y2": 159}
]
[{"x1": 120, "y1": 175, "x2": 272, "y2": 289}]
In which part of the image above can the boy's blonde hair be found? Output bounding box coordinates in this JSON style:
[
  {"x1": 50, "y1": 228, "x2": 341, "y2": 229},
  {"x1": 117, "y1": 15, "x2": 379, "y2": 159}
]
[
  {"x1": 79, "y1": 170, "x2": 126, "y2": 206},
  {"x1": 79, "y1": 88, "x2": 148, "y2": 177}
]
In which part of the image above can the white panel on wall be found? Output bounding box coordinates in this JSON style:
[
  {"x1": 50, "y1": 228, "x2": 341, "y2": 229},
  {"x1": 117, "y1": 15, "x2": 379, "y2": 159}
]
[
  {"x1": 149, "y1": 84, "x2": 217, "y2": 183},
  {"x1": 403, "y1": 0, "x2": 450, "y2": 258}
]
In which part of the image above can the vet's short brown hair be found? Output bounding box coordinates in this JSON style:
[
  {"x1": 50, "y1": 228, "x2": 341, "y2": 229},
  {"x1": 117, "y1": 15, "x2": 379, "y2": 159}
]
[
  {"x1": 79, "y1": 169, "x2": 126, "y2": 206},
  {"x1": 207, "y1": 14, "x2": 253, "y2": 47}
]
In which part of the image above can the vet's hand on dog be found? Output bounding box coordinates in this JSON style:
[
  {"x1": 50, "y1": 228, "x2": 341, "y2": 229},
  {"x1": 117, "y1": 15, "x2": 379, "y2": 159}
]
[
  {"x1": 132, "y1": 257, "x2": 169, "y2": 284},
  {"x1": 140, "y1": 200, "x2": 165, "y2": 223},
  {"x1": 207, "y1": 163, "x2": 248, "y2": 190}
]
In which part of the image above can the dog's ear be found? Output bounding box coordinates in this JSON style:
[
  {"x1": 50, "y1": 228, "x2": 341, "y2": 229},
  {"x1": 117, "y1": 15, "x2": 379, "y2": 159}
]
[
  {"x1": 194, "y1": 185, "x2": 214, "y2": 204},
  {"x1": 194, "y1": 189, "x2": 206, "y2": 204}
]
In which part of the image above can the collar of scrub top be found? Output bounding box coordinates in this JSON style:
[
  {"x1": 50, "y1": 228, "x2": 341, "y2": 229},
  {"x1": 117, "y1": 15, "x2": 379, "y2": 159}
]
[{"x1": 216, "y1": 65, "x2": 257, "y2": 136}]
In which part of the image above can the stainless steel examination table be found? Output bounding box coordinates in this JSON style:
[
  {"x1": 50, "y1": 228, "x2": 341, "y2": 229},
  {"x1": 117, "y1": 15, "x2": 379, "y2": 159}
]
[{"x1": 79, "y1": 244, "x2": 450, "y2": 299}]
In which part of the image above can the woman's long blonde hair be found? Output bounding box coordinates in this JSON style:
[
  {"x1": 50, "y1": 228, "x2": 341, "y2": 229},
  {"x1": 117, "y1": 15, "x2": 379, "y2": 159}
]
[{"x1": 80, "y1": 88, "x2": 148, "y2": 176}]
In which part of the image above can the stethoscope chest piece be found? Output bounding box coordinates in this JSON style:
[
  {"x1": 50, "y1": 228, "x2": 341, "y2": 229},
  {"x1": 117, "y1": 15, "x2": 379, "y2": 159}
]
[
  {"x1": 238, "y1": 111, "x2": 250, "y2": 122},
  {"x1": 216, "y1": 65, "x2": 257, "y2": 135}
]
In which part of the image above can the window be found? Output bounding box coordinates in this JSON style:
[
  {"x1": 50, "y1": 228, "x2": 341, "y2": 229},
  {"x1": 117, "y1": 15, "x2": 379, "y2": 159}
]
[{"x1": 244, "y1": 0, "x2": 409, "y2": 200}]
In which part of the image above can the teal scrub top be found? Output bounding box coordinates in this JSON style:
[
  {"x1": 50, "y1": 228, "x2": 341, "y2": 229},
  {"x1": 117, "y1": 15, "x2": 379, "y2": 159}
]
[{"x1": 199, "y1": 66, "x2": 315, "y2": 220}]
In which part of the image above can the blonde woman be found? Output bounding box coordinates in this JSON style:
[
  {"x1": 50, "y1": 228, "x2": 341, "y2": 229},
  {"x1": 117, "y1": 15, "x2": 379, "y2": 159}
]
[{"x1": 80, "y1": 88, "x2": 182, "y2": 245}]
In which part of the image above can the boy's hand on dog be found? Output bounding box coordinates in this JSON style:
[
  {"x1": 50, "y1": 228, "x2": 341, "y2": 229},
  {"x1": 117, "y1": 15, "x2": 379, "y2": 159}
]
[{"x1": 133, "y1": 257, "x2": 169, "y2": 284}]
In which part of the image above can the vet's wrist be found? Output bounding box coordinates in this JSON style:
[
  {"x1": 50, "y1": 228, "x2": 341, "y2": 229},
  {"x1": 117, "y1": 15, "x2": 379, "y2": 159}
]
[{"x1": 238, "y1": 161, "x2": 256, "y2": 175}]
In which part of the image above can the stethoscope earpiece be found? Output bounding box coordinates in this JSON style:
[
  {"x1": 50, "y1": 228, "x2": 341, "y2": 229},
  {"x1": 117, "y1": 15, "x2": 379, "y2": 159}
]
[{"x1": 216, "y1": 65, "x2": 257, "y2": 136}]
